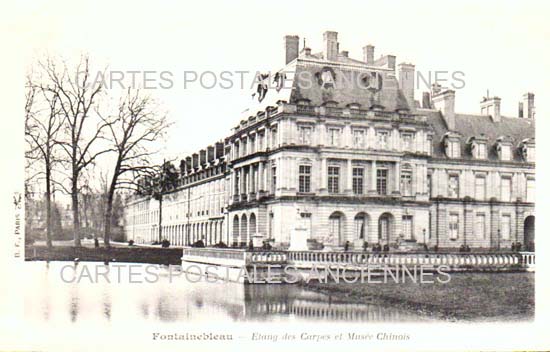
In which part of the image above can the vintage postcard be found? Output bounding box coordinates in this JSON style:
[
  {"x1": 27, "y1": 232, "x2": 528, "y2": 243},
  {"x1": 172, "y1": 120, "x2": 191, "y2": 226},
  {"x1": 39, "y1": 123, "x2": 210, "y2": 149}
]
[{"x1": 1, "y1": 0, "x2": 549, "y2": 351}]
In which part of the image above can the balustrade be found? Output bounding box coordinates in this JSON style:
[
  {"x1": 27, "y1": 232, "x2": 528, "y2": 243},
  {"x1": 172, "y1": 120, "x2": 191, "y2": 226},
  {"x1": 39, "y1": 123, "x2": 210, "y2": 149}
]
[
  {"x1": 183, "y1": 248, "x2": 535, "y2": 270},
  {"x1": 285, "y1": 250, "x2": 534, "y2": 269}
]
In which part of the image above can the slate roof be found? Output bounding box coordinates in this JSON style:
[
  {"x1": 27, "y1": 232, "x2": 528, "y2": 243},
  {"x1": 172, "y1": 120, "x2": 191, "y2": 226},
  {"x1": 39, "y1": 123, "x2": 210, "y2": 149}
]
[
  {"x1": 424, "y1": 109, "x2": 535, "y2": 162},
  {"x1": 289, "y1": 62, "x2": 410, "y2": 111},
  {"x1": 240, "y1": 57, "x2": 411, "y2": 119}
]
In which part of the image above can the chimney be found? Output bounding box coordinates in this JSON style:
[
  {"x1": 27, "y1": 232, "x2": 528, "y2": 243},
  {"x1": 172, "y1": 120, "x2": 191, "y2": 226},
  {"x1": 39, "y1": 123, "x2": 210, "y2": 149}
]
[
  {"x1": 207, "y1": 146, "x2": 215, "y2": 162},
  {"x1": 340, "y1": 50, "x2": 349, "y2": 57},
  {"x1": 480, "y1": 96, "x2": 501, "y2": 122},
  {"x1": 199, "y1": 149, "x2": 207, "y2": 166},
  {"x1": 363, "y1": 45, "x2": 375, "y2": 64},
  {"x1": 303, "y1": 47, "x2": 311, "y2": 56},
  {"x1": 432, "y1": 89, "x2": 456, "y2": 130},
  {"x1": 398, "y1": 63, "x2": 415, "y2": 108},
  {"x1": 284, "y1": 35, "x2": 299, "y2": 65},
  {"x1": 518, "y1": 101, "x2": 524, "y2": 118},
  {"x1": 215, "y1": 142, "x2": 224, "y2": 159},
  {"x1": 323, "y1": 31, "x2": 339, "y2": 61},
  {"x1": 522, "y1": 92, "x2": 535, "y2": 119},
  {"x1": 180, "y1": 159, "x2": 191, "y2": 175},
  {"x1": 422, "y1": 92, "x2": 432, "y2": 109},
  {"x1": 373, "y1": 54, "x2": 396, "y2": 71}
]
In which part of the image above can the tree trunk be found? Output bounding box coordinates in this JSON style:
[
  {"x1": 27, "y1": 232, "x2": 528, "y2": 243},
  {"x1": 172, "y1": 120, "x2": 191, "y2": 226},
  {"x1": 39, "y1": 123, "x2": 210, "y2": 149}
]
[
  {"x1": 103, "y1": 197, "x2": 113, "y2": 248},
  {"x1": 72, "y1": 177, "x2": 81, "y2": 247},
  {"x1": 45, "y1": 165, "x2": 52, "y2": 248},
  {"x1": 104, "y1": 162, "x2": 121, "y2": 248}
]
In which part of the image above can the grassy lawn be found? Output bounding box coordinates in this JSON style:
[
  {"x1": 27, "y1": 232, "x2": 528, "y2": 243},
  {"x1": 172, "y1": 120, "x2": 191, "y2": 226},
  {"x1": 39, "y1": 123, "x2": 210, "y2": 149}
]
[{"x1": 304, "y1": 272, "x2": 534, "y2": 321}]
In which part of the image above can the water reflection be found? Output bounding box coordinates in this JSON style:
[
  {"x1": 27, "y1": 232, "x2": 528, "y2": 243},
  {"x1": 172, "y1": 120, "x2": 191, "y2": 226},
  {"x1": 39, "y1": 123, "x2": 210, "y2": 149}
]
[{"x1": 24, "y1": 262, "x2": 432, "y2": 324}]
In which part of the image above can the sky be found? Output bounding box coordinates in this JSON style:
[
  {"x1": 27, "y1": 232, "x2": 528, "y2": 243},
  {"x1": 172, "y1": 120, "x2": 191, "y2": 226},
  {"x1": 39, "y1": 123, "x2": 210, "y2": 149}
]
[{"x1": 2, "y1": 0, "x2": 549, "y2": 198}]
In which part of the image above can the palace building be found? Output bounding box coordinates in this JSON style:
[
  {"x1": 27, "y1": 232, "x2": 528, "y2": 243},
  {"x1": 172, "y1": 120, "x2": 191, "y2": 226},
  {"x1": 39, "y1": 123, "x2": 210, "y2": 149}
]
[{"x1": 124, "y1": 31, "x2": 535, "y2": 251}]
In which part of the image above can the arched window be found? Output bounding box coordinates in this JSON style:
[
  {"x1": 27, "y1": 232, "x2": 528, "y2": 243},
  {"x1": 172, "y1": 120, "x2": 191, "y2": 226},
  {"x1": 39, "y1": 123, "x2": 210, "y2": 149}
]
[
  {"x1": 232, "y1": 216, "x2": 240, "y2": 246},
  {"x1": 378, "y1": 213, "x2": 393, "y2": 243},
  {"x1": 241, "y1": 214, "x2": 248, "y2": 246},
  {"x1": 354, "y1": 213, "x2": 369, "y2": 240},
  {"x1": 329, "y1": 212, "x2": 345, "y2": 246},
  {"x1": 249, "y1": 213, "x2": 257, "y2": 237}
]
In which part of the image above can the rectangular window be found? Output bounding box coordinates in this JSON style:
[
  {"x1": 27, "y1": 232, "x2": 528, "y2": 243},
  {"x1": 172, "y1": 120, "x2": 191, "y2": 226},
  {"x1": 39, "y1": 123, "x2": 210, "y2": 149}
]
[
  {"x1": 271, "y1": 166, "x2": 277, "y2": 193},
  {"x1": 234, "y1": 172, "x2": 240, "y2": 195},
  {"x1": 271, "y1": 128, "x2": 278, "y2": 148},
  {"x1": 328, "y1": 128, "x2": 341, "y2": 146},
  {"x1": 234, "y1": 143, "x2": 239, "y2": 159},
  {"x1": 249, "y1": 136, "x2": 255, "y2": 153},
  {"x1": 251, "y1": 166, "x2": 257, "y2": 193},
  {"x1": 376, "y1": 168, "x2": 388, "y2": 195},
  {"x1": 242, "y1": 169, "x2": 248, "y2": 194},
  {"x1": 475, "y1": 143, "x2": 487, "y2": 159},
  {"x1": 377, "y1": 130, "x2": 390, "y2": 149},
  {"x1": 352, "y1": 167, "x2": 364, "y2": 195},
  {"x1": 526, "y1": 178, "x2": 535, "y2": 202},
  {"x1": 449, "y1": 213, "x2": 459, "y2": 240},
  {"x1": 527, "y1": 146, "x2": 535, "y2": 162},
  {"x1": 427, "y1": 173, "x2": 432, "y2": 198},
  {"x1": 353, "y1": 129, "x2": 365, "y2": 148},
  {"x1": 402, "y1": 132, "x2": 414, "y2": 151},
  {"x1": 298, "y1": 126, "x2": 313, "y2": 145},
  {"x1": 400, "y1": 170, "x2": 413, "y2": 196},
  {"x1": 500, "y1": 145, "x2": 511, "y2": 161},
  {"x1": 448, "y1": 174, "x2": 459, "y2": 198},
  {"x1": 501, "y1": 177, "x2": 511, "y2": 202},
  {"x1": 242, "y1": 138, "x2": 247, "y2": 156},
  {"x1": 449, "y1": 141, "x2": 460, "y2": 158},
  {"x1": 328, "y1": 166, "x2": 340, "y2": 194},
  {"x1": 298, "y1": 165, "x2": 311, "y2": 193},
  {"x1": 475, "y1": 175, "x2": 486, "y2": 200},
  {"x1": 501, "y1": 214, "x2": 511, "y2": 240},
  {"x1": 402, "y1": 215, "x2": 413, "y2": 240},
  {"x1": 427, "y1": 136, "x2": 433, "y2": 156},
  {"x1": 475, "y1": 213, "x2": 486, "y2": 239},
  {"x1": 258, "y1": 132, "x2": 264, "y2": 151}
]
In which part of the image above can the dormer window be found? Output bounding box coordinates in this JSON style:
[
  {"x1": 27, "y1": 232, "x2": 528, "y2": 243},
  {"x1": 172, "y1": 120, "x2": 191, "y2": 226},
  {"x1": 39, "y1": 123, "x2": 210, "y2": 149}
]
[
  {"x1": 427, "y1": 135, "x2": 433, "y2": 156},
  {"x1": 519, "y1": 138, "x2": 535, "y2": 162},
  {"x1": 526, "y1": 146, "x2": 535, "y2": 162},
  {"x1": 442, "y1": 132, "x2": 461, "y2": 158},
  {"x1": 496, "y1": 136, "x2": 513, "y2": 161},
  {"x1": 468, "y1": 136, "x2": 488, "y2": 159},
  {"x1": 500, "y1": 145, "x2": 511, "y2": 161},
  {"x1": 475, "y1": 143, "x2": 487, "y2": 159}
]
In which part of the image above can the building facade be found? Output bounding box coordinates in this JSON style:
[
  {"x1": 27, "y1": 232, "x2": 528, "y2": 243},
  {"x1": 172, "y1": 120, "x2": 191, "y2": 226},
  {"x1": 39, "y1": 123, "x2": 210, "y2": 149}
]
[
  {"x1": 124, "y1": 143, "x2": 229, "y2": 246},
  {"x1": 124, "y1": 31, "x2": 535, "y2": 251}
]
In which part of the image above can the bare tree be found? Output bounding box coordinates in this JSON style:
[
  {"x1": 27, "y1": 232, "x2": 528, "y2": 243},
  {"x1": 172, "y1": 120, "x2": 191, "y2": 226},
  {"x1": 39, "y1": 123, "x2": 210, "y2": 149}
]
[
  {"x1": 38, "y1": 55, "x2": 112, "y2": 247},
  {"x1": 101, "y1": 89, "x2": 171, "y2": 247},
  {"x1": 25, "y1": 72, "x2": 63, "y2": 248}
]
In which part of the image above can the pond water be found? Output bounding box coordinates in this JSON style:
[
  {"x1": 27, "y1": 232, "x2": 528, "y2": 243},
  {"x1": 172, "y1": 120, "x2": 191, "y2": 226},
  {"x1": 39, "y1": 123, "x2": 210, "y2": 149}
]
[{"x1": 23, "y1": 261, "x2": 434, "y2": 324}]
